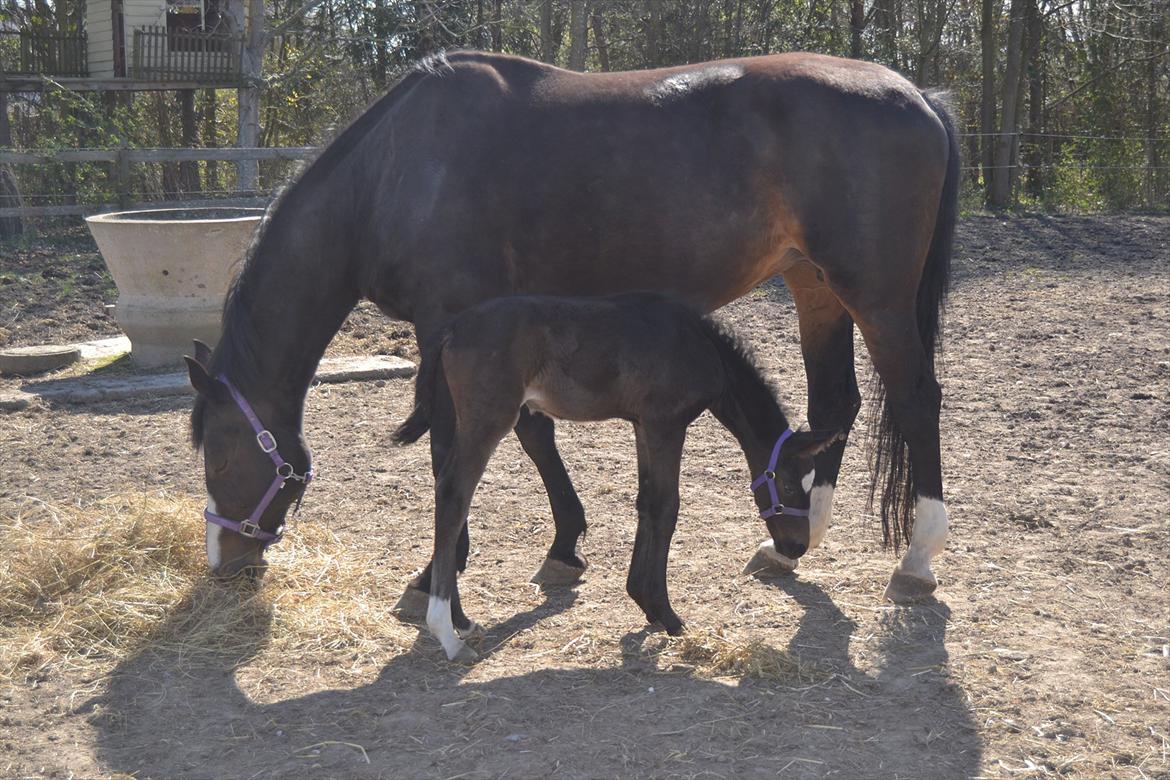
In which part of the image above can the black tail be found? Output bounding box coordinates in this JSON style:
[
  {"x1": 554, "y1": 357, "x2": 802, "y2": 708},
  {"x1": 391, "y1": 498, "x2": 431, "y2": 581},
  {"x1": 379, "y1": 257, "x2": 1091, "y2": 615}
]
[
  {"x1": 868, "y1": 90, "x2": 959, "y2": 551},
  {"x1": 391, "y1": 329, "x2": 451, "y2": 446}
]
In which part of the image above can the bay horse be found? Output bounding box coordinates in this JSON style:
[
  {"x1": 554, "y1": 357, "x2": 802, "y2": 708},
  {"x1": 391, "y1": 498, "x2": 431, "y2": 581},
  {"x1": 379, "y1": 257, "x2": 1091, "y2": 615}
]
[
  {"x1": 391, "y1": 293, "x2": 841, "y2": 661},
  {"x1": 186, "y1": 50, "x2": 957, "y2": 604}
]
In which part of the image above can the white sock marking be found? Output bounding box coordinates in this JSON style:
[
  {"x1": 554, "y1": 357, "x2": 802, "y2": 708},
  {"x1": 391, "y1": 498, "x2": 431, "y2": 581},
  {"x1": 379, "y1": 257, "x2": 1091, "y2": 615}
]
[
  {"x1": 426, "y1": 596, "x2": 464, "y2": 660},
  {"x1": 807, "y1": 484, "x2": 834, "y2": 550},
  {"x1": 898, "y1": 497, "x2": 949, "y2": 581},
  {"x1": 205, "y1": 496, "x2": 222, "y2": 570}
]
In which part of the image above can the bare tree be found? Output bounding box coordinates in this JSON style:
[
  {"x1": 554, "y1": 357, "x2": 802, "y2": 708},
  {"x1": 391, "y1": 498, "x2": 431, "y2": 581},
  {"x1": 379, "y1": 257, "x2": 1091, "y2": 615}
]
[
  {"x1": 568, "y1": 0, "x2": 588, "y2": 71},
  {"x1": 990, "y1": 0, "x2": 1026, "y2": 208}
]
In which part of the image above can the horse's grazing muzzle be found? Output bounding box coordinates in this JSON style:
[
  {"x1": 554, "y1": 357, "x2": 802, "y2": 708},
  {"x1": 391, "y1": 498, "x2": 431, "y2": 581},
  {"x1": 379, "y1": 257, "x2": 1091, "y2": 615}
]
[{"x1": 211, "y1": 553, "x2": 267, "y2": 581}]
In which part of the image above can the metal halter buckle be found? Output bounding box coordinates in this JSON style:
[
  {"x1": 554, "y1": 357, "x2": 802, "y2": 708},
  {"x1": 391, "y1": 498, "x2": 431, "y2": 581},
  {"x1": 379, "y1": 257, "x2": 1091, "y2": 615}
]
[
  {"x1": 256, "y1": 430, "x2": 278, "y2": 453},
  {"x1": 238, "y1": 519, "x2": 262, "y2": 538}
]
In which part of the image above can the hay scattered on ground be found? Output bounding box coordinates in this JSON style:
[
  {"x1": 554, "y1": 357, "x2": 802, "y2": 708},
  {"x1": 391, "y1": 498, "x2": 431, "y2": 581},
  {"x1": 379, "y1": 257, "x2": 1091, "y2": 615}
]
[
  {"x1": 0, "y1": 493, "x2": 411, "y2": 681},
  {"x1": 653, "y1": 628, "x2": 828, "y2": 684}
]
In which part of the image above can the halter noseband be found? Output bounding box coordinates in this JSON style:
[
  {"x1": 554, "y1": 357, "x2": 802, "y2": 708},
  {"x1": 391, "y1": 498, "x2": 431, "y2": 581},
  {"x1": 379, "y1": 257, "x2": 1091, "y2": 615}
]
[
  {"x1": 202, "y1": 374, "x2": 312, "y2": 548},
  {"x1": 749, "y1": 428, "x2": 810, "y2": 521}
]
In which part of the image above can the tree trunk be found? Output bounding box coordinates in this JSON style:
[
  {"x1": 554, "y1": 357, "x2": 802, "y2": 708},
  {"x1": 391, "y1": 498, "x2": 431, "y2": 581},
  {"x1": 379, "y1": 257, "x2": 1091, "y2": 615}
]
[
  {"x1": 178, "y1": 89, "x2": 200, "y2": 195},
  {"x1": 233, "y1": 0, "x2": 265, "y2": 194},
  {"x1": 540, "y1": 0, "x2": 557, "y2": 63},
  {"x1": 645, "y1": 0, "x2": 661, "y2": 66},
  {"x1": 568, "y1": 0, "x2": 588, "y2": 71},
  {"x1": 850, "y1": 0, "x2": 865, "y2": 58},
  {"x1": 591, "y1": 12, "x2": 610, "y2": 71},
  {"x1": 202, "y1": 89, "x2": 220, "y2": 194},
  {"x1": 1023, "y1": 0, "x2": 1044, "y2": 199},
  {"x1": 980, "y1": 0, "x2": 997, "y2": 198},
  {"x1": 491, "y1": 0, "x2": 502, "y2": 51},
  {"x1": 1146, "y1": 6, "x2": 1165, "y2": 206},
  {"x1": 990, "y1": 0, "x2": 1026, "y2": 209}
]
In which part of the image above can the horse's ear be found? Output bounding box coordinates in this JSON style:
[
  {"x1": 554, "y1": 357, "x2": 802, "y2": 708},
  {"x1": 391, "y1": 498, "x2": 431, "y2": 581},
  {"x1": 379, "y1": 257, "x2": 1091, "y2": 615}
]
[
  {"x1": 192, "y1": 339, "x2": 212, "y2": 365},
  {"x1": 184, "y1": 355, "x2": 222, "y2": 400},
  {"x1": 786, "y1": 429, "x2": 844, "y2": 459}
]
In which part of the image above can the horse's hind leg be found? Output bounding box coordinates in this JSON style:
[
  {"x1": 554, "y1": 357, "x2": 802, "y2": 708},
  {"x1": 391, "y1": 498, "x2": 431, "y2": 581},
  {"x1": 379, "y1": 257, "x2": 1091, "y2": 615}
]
[
  {"x1": 625, "y1": 422, "x2": 687, "y2": 635},
  {"x1": 515, "y1": 409, "x2": 589, "y2": 585},
  {"x1": 850, "y1": 308, "x2": 948, "y2": 603}
]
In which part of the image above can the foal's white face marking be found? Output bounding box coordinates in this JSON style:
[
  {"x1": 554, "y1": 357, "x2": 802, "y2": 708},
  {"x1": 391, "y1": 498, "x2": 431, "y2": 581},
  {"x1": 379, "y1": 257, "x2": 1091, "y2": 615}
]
[
  {"x1": 808, "y1": 484, "x2": 835, "y2": 550},
  {"x1": 801, "y1": 469, "x2": 816, "y2": 494},
  {"x1": 205, "y1": 495, "x2": 223, "y2": 570},
  {"x1": 426, "y1": 595, "x2": 464, "y2": 660}
]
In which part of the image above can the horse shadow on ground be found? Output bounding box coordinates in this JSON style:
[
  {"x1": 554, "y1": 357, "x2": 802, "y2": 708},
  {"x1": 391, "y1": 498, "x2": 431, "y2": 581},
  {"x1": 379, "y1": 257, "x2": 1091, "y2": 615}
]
[{"x1": 87, "y1": 576, "x2": 981, "y2": 779}]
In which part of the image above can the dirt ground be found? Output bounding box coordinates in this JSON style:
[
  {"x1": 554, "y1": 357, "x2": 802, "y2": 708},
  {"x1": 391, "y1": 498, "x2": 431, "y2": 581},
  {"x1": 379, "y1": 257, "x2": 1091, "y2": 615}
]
[{"x1": 1, "y1": 214, "x2": 1167, "y2": 779}]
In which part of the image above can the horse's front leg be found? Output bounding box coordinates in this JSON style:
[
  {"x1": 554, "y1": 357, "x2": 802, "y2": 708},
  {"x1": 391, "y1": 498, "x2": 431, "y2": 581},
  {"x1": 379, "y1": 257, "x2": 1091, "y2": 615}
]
[
  {"x1": 514, "y1": 409, "x2": 589, "y2": 585},
  {"x1": 626, "y1": 423, "x2": 686, "y2": 636}
]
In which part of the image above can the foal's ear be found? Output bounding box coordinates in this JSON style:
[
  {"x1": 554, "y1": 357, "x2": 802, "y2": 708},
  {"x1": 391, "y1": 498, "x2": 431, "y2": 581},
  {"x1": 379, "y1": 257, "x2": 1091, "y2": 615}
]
[
  {"x1": 192, "y1": 339, "x2": 213, "y2": 366},
  {"x1": 787, "y1": 429, "x2": 845, "y2": 459},
  {"x1": 184, "y1": 355, "x2": 221, "y2": 400}
]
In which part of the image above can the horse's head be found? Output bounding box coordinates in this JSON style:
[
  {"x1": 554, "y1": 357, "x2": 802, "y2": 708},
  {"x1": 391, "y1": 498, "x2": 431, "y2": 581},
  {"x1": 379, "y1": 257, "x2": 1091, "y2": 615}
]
[
  {"x1": 751, "y1": 428, "x2": 842, "y2": 560},
  {"x1": 186, "y1": 341, "x2": 312, "y2": 579}
]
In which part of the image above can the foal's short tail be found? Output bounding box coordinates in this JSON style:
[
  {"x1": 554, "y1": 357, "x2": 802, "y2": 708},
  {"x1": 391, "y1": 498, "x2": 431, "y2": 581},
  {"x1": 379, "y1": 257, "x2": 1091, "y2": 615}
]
[
  {"x1": 868, "y1": 89, "x2": 959, "y2": 551},
  {"x1": 391, "y1": 329, "x2": 450, "y2": 446}
]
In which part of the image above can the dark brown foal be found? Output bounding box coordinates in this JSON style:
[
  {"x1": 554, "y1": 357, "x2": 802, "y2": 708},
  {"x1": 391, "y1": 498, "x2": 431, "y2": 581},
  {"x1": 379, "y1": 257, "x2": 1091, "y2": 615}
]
[{"x1": 393, "y1": 294, "x2": 840, "y2": 661}]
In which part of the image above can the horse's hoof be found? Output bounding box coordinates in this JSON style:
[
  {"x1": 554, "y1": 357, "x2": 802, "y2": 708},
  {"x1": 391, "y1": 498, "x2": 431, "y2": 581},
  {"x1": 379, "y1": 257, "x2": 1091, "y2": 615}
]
[
  {"x1": 392, "y1": 585, "x2": 430, "y2": 620},
  {"x1": 457, "y1": 620, "x2": 485, "y2": 640},
  {"x1": 531, "y1": 555, "x2": 587, "y2": 586},
  {"x1": 884, "y1": 570, "x2": 937, "y2": 603},
  {"x1": 742, "y1": 540, "x2": 798, "y2": 578},
  {"x1": 451, "y1": 643, "x2": 479, "y2": 664}
]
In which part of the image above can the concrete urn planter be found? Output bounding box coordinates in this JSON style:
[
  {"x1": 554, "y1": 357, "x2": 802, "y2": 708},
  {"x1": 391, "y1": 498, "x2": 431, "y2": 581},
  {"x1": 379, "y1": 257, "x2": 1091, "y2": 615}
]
[{"x1": 85, "y1": 207, "x2": 264, "y2": 368}]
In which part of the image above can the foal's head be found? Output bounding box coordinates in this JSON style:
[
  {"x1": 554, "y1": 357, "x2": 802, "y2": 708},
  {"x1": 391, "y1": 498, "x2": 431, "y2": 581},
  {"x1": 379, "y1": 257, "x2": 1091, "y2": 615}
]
[
  {"x1": 187, "y1": 341, "x2": 311, "y2": 579},
  {"x1": 748, "y1": 429, "x2": 843, "y2": 560}
]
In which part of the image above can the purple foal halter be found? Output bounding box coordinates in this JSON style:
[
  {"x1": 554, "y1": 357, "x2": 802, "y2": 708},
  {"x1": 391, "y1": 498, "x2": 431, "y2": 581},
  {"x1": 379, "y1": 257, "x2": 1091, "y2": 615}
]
[
  {"x1": 203, "y1": 375, "x2": 312, "y2": 548},
  {"x1": 750, "y1": 428, "x2": 810, "y2": 521}
]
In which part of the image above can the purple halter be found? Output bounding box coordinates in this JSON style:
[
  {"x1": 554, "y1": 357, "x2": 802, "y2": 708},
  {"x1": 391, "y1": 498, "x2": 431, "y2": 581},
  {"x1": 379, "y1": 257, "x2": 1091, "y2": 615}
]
[
  {"x1": 750, "y1": 428, "x2": 810, "y2": 521},
  {"x1": 203, "y1": 374, "x2": 312, "y2": 548}
]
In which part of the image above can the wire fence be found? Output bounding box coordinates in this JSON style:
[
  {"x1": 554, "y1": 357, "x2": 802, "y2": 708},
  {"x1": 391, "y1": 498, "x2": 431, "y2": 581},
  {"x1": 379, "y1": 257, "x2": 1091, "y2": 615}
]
[{"x1": 2, "y1": 129, "x2": 1169, "y2": 221}]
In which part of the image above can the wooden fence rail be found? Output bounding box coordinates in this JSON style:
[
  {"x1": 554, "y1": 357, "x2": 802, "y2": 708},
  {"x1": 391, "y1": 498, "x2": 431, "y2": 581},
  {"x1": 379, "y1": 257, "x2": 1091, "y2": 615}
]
[
  {"x1": 131, "y1": 26, "x2": 242, "y2": 82},
  {"x1": 0, "y1": 146, "x2": 317, "y2": 218},
  {"x1": 0, "y1": 29, "x2": 87, "y2": 77}
]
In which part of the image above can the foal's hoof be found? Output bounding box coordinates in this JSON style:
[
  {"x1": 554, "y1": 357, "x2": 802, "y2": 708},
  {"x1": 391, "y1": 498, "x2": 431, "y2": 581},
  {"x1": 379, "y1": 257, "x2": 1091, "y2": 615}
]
[
  {"x1": 743, "y1": 540, "x2": 798, "y2": 578},
  {"x1": 392, "y1": 585, "x2": 430, "y2": 620},
  {"x1": 884, "y1": 570, "x2": 938, "y2": 604},
  {"x1": 457, "y1": 620, "x2": 485, "y2": 640},
  {"x1": 531, "y1": 554, "x2": 587, "y2": 586}
]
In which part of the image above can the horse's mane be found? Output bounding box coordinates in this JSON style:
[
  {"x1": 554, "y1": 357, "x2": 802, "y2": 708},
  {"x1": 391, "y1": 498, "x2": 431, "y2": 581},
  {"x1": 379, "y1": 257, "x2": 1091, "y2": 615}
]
[
  {"x1": 697, "y1": 313, "x2": 791, "y2": 433},
  {"x1": 191, "y1": 59, "x2": 444, "y2": 448}
]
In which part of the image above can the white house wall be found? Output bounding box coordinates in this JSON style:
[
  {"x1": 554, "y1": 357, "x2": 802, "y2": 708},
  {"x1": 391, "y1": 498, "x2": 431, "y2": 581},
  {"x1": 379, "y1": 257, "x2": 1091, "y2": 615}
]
[{"x1": 85, "y1": 0, "x2": 115, "y2": 77}]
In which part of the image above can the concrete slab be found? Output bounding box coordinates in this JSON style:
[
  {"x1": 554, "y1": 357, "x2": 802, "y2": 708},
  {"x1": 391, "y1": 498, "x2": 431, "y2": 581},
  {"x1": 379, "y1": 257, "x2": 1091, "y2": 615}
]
[
  {"x1": 75, "y1": 336, "x2": 132, "y2": 362},
  {"x1": 0, "y1": 355, "x2": 414, "y2": 412},
  {"x1": 0, "y1": 345, "x2": 81, "y2": 376}
]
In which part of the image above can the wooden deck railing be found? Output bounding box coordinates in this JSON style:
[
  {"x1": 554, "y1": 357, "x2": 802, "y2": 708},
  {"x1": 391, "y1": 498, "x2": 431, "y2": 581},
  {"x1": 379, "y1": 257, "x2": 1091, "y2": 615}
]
[
  {"x1": 0, "y1": 28, "x2": 88, "y2": 76},
  {"x1": 131, "y1": 26, "x2": 242, "y2": 82}
]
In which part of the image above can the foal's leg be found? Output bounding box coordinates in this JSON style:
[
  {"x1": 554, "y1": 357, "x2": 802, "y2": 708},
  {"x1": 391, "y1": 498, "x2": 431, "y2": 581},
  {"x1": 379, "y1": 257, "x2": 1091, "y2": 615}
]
[
  {"x1": 514, "y1": 409, "x2": 589, "y2": 585},
  {"x1": 398, "y1": 361, "x2": 473, "y2": 625},
  {"x1": 625, "y1": 423, "x2": 687, "y2": 635},
  {"x1": 427, "y1": 422, "x2": 509, "y2": 661}
]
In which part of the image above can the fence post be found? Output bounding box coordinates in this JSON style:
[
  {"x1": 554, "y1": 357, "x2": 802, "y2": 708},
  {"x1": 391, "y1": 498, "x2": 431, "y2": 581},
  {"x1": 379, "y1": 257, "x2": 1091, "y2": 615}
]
[{"x1": 115, "y1": 146, "x2": 131, "y2": 210}]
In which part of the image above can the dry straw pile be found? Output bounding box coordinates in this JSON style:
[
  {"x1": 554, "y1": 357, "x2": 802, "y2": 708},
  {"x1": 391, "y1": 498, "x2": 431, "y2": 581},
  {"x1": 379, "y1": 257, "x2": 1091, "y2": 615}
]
[{"x1": 0, "y1": 492, "x2": 410, "y2": 681}]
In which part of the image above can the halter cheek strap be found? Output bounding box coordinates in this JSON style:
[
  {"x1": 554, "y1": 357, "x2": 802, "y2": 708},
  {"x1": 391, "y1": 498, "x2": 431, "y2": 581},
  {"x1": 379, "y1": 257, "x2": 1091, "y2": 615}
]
[
  {"x1": 749, "y1": 428, "x2": 810, "y2": 521},
  {"x1": 203, "y1": 375, "x2": 312, "y2": 548}
]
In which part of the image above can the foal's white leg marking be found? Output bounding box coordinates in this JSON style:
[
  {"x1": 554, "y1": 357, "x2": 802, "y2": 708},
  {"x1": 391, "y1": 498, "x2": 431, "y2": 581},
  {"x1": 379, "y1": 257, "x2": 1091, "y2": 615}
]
[
  {"x1": 426, "y1": 595, "x2": 465, "y2": 660},
  {"x1": 896, "y1": 497, "x2": 949, "y2": 582},
  {"x1": 807, "y1": 484, "x2": 835, "y2": 550},
  {"x1": 205, "y1": 496, "x2": 223, "y2": 570}
]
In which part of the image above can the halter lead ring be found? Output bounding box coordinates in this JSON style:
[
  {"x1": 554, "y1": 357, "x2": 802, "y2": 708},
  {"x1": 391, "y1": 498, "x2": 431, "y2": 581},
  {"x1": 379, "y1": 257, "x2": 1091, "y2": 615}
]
[
  {"x1": 750, "y1": 428, "x2": 810, "y2": 521},
  {"x1": 203, "y1": 374, "x2": 312, "y2": 548}
]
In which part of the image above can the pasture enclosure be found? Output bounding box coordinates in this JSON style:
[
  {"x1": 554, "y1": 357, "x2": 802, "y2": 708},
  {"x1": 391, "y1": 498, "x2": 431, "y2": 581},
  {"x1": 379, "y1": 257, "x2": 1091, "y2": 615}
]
[{"x1": 0, "y1": 214, "x2": 1168, "y2": 778}]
